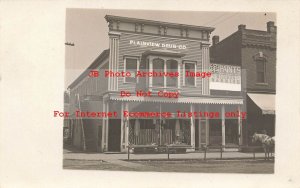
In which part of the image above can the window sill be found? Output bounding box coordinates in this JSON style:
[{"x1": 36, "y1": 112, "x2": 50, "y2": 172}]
[
  {"x1": 150, "y1": 86, "x2": 181, "y2": 90},
  {"x1": 255, "y1": 83, "x2": 268, "y2": 86},
  {"x1": 182, "y1": 85, "x2": 197, "y2": 88},
  {"x1": 123, "y1": 81, "x2": 136, "y2": 84}
]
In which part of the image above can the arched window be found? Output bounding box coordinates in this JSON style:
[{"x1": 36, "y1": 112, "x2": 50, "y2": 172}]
[
  {"x1": 152, "y1": 58, "x2": 164, "y2": 87},
  {"x1": 256, "y1": 59, "x2": 266, "y2": 83},
  {"x1": 253, "y1": 52, "x2": 267, "y2": 84}
]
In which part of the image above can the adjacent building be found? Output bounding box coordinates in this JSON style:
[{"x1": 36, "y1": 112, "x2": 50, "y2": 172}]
[{"x1": 210, "y1": 21, "x2": 276, "y2": 145}]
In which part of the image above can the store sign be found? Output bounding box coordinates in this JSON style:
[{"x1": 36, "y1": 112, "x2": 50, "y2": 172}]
[
  {"x1": 209, "y1": 63, "x2": 241, "y2": 91},
  {"x1": 129, "y1": 40, "x2": 187, "y2": 50}
]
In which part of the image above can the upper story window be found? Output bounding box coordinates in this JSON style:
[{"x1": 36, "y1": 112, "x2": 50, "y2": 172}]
[
  {"x1": 166, "y1": 59, "x2": 178, "y2": 87},
  {"x1": 202, "y1": 31, "x2": 208, "y2": 40},
  {"x1": 152, "y1": 58, "x2": 178, "y2": 88},
  {"x1": 124, "y1": 57, "x2": 139, "y2": 83},
  {"x1": 256, "y1": 59, "x2": 266, "y2": 83},
  {"x1": 153, "y1": 58, "x2": 164, "y2": 87},
  {"x1": 253, "y1": 52, "x2": 267, "y2": 84},
  {"x1": 184, "y1": 61, "x2": 196, "y2": 86}
]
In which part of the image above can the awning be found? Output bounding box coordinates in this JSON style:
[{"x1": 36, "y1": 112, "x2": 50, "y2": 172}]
[
  {"x1": 247, "y1": 93, "x2": 275, "y2": 114},
  {"x1": 109, "y1": 93, "x2": 243, "y2": 105}
]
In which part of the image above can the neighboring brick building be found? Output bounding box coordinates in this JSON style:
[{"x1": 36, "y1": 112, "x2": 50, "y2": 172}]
[{"x1": 210, "y1": 21, "x2": 276, "y2": 145}]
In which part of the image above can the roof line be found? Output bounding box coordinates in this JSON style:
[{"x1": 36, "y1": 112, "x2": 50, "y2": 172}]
[
  {"x1": 68, "y1": 49, "x2": 110, "y2": 89},
  {"x1": 105, "y1": 15, "x2": 215, "y2": 32}
]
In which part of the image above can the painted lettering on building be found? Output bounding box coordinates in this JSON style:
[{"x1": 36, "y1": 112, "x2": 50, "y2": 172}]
[
  {"x1": 129, "y1": 40, "x2": 187, "y2": 49},
  {"x1": 209, "y1": 63, "x2": 241, "y2": 91}
]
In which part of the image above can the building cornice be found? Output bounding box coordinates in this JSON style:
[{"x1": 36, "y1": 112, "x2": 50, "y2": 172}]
[{"x1": 105, "y1": 15, "x2": 215, "y2": 32}]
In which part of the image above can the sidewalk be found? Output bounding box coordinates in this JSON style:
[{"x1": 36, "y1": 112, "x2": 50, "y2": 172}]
[
  {"x1": 63, "y1": 148, "x2": 267, "y2": 161},
  {"x1": 63, "y1": 147, "x2": 273, "y2": 172},
  {"x1": 63, "y1": 148, "x2": 274, "y2": 173}
]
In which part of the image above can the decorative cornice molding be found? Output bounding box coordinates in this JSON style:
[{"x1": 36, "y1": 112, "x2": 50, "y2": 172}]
[
  {"x1": 110, "y1": 29, "x2": 210, "y2": 42},
  {"x1": 108, "y1": 31, "x2": 122, "y2": 37},
  {"x1": 105, "y1": 15, "x2": 215, "y2": 32},
  {"x1": 241, "y1": 42, "x2": 276, "y2": 50}
]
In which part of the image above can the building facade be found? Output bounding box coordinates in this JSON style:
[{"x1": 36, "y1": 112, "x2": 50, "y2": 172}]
[
  {"x1": 67, "y1": 15, "x2": 245, "y2": 153},
  {"x1": 210, "y1": 22, "x2": 276, "y2": 145}
]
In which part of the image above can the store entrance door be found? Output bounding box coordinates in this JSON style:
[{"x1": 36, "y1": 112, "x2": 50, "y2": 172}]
[
  {"x1": 108, "y1": 119, "x2": 121, "y2": 152},
  {"x1": 225, "y1": 119, "x2": 239, "y2": 145}
]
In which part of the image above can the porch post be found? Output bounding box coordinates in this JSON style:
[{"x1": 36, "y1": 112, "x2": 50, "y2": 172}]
[
  {"x1": 178, "y1": 60, "x2": 181, "y2": 89},
  {"x1": 101, "y1": 99, "x2": 109, "y2": 152},
  {"x1": 198, "y1": 107, "x2": 201, "y2": 149},
  {"x1": 221, "y1": 104, "x2": 226, "y2": 147},
  {"x1": 205, "y1": 105, "x2": 209, "y2": 145},
  {"x1": 105, "y1": 101, "x2": 109, "y2": 150},
  {"x1": 238, "y1": 105, "x2": 243, "y2": 145},
  {"x1": 120, "y1": 102, "x2": 128, "y2": 152},
  {"x1": 149, "y1": 57, "x2": 153, "y2": 91},
  {"x1": 190, "y1": 104, "x2": 195, "y2": 150},
  {"x1": 159, "y1": 103, "x2": 162, "y2": 145},
  {"x1": 125, "y1": 103, "x2": 129, "y2": 147}
]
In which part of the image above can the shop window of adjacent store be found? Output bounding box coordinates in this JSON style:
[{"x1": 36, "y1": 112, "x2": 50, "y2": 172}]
[
  {"x1": 166, "y1": 59, "x2": 178, "y2": 87},
  {"x1": 152, "y1": 58, "x2": 165, "y2": 87},
  {"x1": 184, "y1": 61, "x2": 196, "y2": 86},
  {"x1": 256, "y1": 59, "x2": 266, "y2": 83},
  {"x1": 125, "y1": 57, "x2": 138, "y2": 83}
]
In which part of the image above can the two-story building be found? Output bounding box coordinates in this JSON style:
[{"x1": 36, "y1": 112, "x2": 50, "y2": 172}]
[
  {"x1": 210, "y1": 21, "x2": 276, "y2": 145},
  {"x1": 67, "y1": 15, "x2": 244, "y2": 153}
]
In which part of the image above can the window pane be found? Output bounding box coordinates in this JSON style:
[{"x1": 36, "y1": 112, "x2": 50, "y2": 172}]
[
  {"x1": 202, "y1": 31, "x2": 208, "y2": 40},
  {"x1": 257, "y1": 61, "x2": 265, "y2": 71},
  {"x1": 153, "y1": 58, "x2": 164, "y2": 87},
  {"x1": 257, "y1": 73, "x2": 264, "y2": 83},
  {"x1": 166, "y1": 60, "x2": 178, "y2": 87},
  {"x1": 256, "y1": 61, "x2": 265, "y2": 83},
  {"x1": 125, "y1": 58, "x2": 137, "y2": 83},
  {"x1": 185, "y1": 63, "x2": 195, "y2": 86}
]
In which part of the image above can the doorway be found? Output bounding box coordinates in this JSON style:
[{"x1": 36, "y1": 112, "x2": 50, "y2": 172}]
[
  {"x1": 108, "y1": 119, "x2": 121, "y2": 152},
  {"x1": 225, "y1": 119, "x2": 239, "y2": 145},
  {"x1": 209, "y1": 119, "x2": 222, "y2": 145}
]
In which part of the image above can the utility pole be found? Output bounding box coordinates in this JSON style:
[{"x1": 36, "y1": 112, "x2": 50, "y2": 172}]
[
  {"x1": 64, "y1": 42, "x2": 86, "y2": 151},
  {"x1": 65, "y1": 42, "x2": 75, "y2": 46}
]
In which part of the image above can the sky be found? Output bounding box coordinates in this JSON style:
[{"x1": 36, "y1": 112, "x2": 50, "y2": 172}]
[{"x1": 65, "y1": 9, "x2": 276, "y2": 89}]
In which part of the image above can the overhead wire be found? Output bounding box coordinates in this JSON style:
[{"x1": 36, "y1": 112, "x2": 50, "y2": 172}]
[
  {"x1": 202, "y1": 12, "x2": 229, "y2": 26},
  {"x1": 209, "y1": 13, "x2": 240, "y2": 27}
]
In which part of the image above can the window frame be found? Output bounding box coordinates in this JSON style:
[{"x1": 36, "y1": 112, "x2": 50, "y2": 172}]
[
  {"x1": 152, "y1": 58, "x2": 165, "y2": 87},
  {"x1": 151, "y1": 57, "x2": 179, "y2": 89},
  {"x1": 256, "y1": 59, "x2": 267, "y2": 84},
  {"x1": 183, "y1": 60, "x2": 197, "y2": 87},
  {"x1": 123, "y1": 56, "x2": 140, "y2": 84},
  {"x1": 165, "y1": 59, "x2": 179, "y2": 88}
]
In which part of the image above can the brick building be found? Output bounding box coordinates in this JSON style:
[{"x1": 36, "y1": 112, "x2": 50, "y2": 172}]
[{"x1": 210, "y1": 21, "x2": 276, "y2": 145}]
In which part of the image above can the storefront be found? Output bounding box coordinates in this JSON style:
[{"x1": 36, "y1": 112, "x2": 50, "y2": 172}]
[
  {"x1": 246, "y1": 93, "x2": 275, "y2": 144},
  {"x1": 67, "y1": 15, "x2": 245, "y2": 153},
  {"x1": 210, "y1": 22, "x2": 277, "y2": 146}
]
